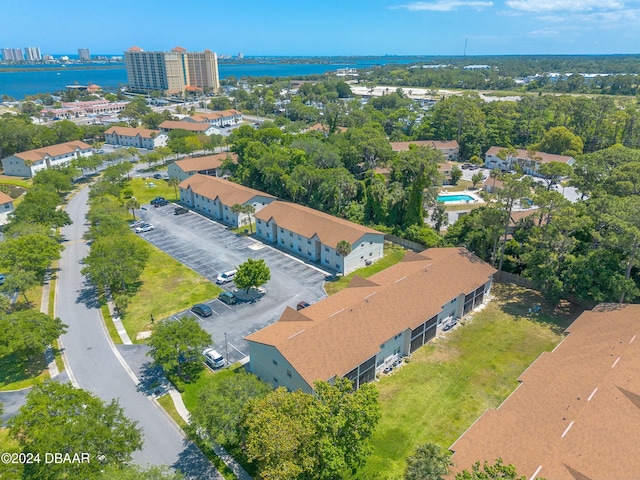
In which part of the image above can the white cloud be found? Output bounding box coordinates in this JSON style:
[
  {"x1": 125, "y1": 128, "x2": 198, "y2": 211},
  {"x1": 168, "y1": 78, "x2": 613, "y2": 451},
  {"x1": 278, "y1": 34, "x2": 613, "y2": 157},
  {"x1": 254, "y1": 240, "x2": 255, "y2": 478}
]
[
  {"x1": 391, "y1": 1, "x2": 493, "y2": 12},
  {"x1": 506, "y1": 0, "x2": 624, "y2": 13},
  {"x1": 529, "y1": 28, "x2": 559, "y2": 35}
]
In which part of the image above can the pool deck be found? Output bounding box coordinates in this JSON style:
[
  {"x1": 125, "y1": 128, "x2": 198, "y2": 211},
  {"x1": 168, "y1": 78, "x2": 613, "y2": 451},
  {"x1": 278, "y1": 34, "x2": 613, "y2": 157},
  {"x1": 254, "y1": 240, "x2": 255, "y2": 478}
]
[{"x1": 437, "y1": 190, "x2": 484, "y2": 205}]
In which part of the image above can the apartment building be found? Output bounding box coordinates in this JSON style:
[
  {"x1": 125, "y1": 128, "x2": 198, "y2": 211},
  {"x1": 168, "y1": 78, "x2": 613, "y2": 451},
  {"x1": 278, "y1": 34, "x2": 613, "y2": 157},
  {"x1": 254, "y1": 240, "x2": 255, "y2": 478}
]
[
  {"x1": 246, "y1": 247, "x2": 496, "y2": 393},
  {"x1": 1, "y1": 141, "x2": 92, "y2": 177},
  {"x1": 124, "y1": 46, "x2": 219, "y2": 95}
]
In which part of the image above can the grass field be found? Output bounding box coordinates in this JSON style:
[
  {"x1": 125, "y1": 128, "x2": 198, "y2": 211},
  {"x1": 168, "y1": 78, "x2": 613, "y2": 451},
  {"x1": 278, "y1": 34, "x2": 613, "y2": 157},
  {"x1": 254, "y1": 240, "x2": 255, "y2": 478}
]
[
  {"x1": 121, "y1": 244, "x2": 221, "y2": 341},
  {"x1": 126, "y1": 177, "x2": 179, "y2": 205},
  {"x1": 324, "y1": 243, "x2": 406, "y2": 295},
  {"x1": 0, "y1": 175, "x2": 32, "y2": 189},
  {"x1": 0, "y1": 428, "x2": 22, "y2": 479},
  {"x1": 157, "y1": 394, "x2": 187, "y2": 428},
  {"x1": 353, "y1": 284, "x2": 582, "y2": 479},
  {"x1": 0, "y1": 351, "x2": 49, "y2": 391}
]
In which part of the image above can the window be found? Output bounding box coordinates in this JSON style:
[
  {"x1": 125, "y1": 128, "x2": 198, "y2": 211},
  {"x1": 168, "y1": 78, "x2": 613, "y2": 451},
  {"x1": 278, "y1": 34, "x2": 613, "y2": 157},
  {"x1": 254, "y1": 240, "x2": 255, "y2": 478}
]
[
  {"x1": 325, "y1": 246, "x2": 329, "y2": 252},
  {"x1": 272, "y1": 359, "x2": 278, "y2": 366},
  {"x1": 273, "y1": 377, "x2": 278, "y2": 383},
  {"x1": 280, "y1": 228, "x2": 284, "y2": 233},
  {"x1": 289, "y1": 232, "x2": 293, "y2": 237},
  {"x1": 287, "y1": 370, "x2": 292, "y2": 378},
  {"x1": 307, "y1": 240, "x2": 311, "y2": 244}
]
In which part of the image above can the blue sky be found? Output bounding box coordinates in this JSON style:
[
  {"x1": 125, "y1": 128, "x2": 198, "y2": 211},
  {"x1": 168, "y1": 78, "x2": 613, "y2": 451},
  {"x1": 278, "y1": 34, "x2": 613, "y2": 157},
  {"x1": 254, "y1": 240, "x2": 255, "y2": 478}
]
[{"x1": 2, "y1": 0, "x2": 639, "y2": 56}]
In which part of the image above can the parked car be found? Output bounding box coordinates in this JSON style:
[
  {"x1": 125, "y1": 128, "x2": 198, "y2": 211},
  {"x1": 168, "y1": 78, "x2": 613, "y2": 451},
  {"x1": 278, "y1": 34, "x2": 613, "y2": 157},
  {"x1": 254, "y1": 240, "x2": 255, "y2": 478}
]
[
  {"x1": 191, "y1": 303, "x2": 213, "y2": 317},
  {"x1": 150, "y1": 196, "x2": 166, "y2": 206},
  {"x1": 174, "y1": 207, "x2": 189, "y2": 215},
  {"x1": 0, "y1": 273, "x2": 5, "y2": 286},
  {"x1": 296, "y1": 301, "x2": 310, "y2": 311},
  {"x1": 153, "y1": 173, "x2": 163, "y2": 179},
  {"x1": 216, "y1": 269, "x2": 237, "y2": 285},
  {"x1": 130, "y1": 220, "x2": 145, "y2": 228},
  {"x1": 153, "y1": 199, "x2": 169, "y2": 207},
  {"x1": 218, "y1": 291, "x2": 237, "y2": 305},
  {"x1": 135, "y1": 223, "x2": 154, "y2": 233},
  {"x1": 202, "y1": 348, "x2": 226, "y2": 369}
]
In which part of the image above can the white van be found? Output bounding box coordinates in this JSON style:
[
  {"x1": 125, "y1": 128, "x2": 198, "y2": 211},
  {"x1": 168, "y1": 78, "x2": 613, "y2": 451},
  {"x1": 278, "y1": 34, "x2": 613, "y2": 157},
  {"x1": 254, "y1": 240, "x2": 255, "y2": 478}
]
[
  {"x1": 202, "y1": 348, "x2": 226, "y2": 369},
  {"x1": 216, "y1": 269, "x2": 237, "y2": 284}
]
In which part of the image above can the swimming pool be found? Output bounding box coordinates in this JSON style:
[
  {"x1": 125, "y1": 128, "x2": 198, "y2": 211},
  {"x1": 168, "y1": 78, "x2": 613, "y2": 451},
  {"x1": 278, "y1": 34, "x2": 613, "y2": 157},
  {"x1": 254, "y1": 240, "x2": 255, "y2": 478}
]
[{"x1": 437, "y1": 194, "x2": 475, "y2": 203}]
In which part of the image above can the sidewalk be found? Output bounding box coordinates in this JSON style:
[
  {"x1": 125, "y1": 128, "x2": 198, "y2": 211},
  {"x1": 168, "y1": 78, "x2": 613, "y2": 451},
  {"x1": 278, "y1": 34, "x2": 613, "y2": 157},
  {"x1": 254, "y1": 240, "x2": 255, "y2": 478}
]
[
  {"x1": 168, "y1": 389, "x2": 253, "y2": 480},
  {"x1": 41, "y1": 269, "x2": 59, "y2": 378}
]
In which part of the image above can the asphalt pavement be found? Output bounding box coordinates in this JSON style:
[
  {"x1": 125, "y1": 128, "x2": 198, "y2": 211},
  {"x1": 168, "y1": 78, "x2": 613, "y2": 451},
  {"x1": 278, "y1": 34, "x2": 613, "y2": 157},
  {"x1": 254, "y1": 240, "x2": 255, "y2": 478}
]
[
  {"x1": 136, "y1": 203, "x2": 328, "y2": 365},
  {"x1": 57, "y1": 187, "x2": 219, "y2": 478}
]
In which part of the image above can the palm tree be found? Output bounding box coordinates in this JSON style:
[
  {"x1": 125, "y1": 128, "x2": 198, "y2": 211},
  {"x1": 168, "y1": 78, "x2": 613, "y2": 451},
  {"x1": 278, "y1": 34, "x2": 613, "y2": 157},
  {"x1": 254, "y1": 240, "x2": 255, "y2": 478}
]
[
  {"x1": 125, "y1": 197, "x2": 140, "y2": 220},
  {"x1": 230, "y1": 203, "x2": 244, "y2": 228},
  {"x1": 167, "y1": 177, "x2": 180, "y2": 200},
  {"x1": 242, "y1": 204, "x2": 256, "y2": 233},
  {"x1": 336, "y1": 240, "x2": 352, "y2": 257}
]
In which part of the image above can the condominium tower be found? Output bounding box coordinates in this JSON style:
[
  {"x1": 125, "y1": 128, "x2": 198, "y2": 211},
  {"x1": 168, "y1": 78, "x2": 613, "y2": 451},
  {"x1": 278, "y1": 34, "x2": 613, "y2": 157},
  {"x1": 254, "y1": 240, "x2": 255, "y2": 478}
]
[
  {"x1": 78, "y1": 48, "x2": 90, "y2": 61},
  {"x1": 124, "y1": 46, "x2": 219, "y2": 95},
  {"x1": 24, "y1": 47, "x2": 41, "y2": 61}
]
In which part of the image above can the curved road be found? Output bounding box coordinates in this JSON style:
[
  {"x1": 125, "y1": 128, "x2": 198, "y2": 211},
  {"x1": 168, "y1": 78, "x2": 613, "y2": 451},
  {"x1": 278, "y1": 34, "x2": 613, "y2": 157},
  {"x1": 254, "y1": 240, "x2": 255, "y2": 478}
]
[{"x1": 57, "y1": 187, "x2": 219, "y2": 478}]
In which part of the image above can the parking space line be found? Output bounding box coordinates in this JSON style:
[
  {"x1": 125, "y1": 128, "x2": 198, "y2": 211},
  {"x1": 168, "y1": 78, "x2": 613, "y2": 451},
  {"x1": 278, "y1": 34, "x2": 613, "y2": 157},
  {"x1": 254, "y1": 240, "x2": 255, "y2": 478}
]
[
  {"x1": 228, "y1": 342, "x2": 247, "y2": 357},
  {"x1": 215, "y1": 299, "x2": 232, "y2": 310}
]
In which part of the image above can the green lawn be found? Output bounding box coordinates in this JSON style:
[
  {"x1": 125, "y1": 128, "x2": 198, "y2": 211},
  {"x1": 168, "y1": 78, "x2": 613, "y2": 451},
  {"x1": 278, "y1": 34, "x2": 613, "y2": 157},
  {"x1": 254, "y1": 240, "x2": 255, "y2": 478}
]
[
  {"x1": 0, "y1": 175, "x2": 32, "y2": 189},
  {"x1": 125, "y1": 177, "x2": 179, "y2": 205},
  {"x1": 182, "y1": 365, "x2": 242, "y2": 413},
  {"x1": 121, "y1": 244, "x2": 222, "y2": 341},
  {"x1": 324, "y1": 243, "x2": 406, "y2": 295},
  {"x1": 157, "y1": 394, "x2": 187, "y2": 428},
  {"x1": 0, "y1": 428, "x2": 22, "y2": 479},
  {"x1": 353, "y1": 284, "x2": 582, "y2": 479},
  {"x1": 0, "y1": 351, "x2": 49, "y2": 391}
]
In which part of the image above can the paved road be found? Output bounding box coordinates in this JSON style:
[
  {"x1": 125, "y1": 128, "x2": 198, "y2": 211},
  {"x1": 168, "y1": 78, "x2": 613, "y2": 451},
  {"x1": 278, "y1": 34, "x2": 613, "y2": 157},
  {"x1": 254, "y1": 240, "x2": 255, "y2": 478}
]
[
  {"x1": 57, "y1": 187, "x2": 219, "y2": 478},
  {"x1": 137, "y1": 204, "x2": 327, "y2": 364}
]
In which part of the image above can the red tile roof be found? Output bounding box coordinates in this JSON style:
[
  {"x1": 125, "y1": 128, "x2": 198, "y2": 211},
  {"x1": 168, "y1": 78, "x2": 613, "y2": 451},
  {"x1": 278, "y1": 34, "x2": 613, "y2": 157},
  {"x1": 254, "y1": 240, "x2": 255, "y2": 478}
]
[{"x1": 390, "y1": 140, "x2": 459, "y2": 152}]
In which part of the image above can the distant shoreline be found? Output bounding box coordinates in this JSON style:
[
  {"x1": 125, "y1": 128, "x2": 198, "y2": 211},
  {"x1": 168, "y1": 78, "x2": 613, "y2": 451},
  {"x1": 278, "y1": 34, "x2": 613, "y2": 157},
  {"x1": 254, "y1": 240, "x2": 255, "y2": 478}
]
[{"x1": 0, "y1": 65, "x2": 124, "y2": 73}]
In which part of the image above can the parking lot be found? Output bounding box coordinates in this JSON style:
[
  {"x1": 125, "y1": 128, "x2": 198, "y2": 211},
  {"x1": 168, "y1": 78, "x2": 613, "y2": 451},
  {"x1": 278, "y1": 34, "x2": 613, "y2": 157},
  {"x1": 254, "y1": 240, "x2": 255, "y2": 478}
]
[{"x1": 136, "y1": 203, "x2": 328, "y2": 365}]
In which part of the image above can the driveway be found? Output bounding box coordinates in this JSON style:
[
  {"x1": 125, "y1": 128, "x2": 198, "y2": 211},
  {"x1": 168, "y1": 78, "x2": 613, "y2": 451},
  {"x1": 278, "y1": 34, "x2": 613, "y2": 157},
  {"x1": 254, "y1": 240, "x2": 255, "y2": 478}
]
[{"x1": 136, "y1": 204, "x2": 327, "y2": 364}]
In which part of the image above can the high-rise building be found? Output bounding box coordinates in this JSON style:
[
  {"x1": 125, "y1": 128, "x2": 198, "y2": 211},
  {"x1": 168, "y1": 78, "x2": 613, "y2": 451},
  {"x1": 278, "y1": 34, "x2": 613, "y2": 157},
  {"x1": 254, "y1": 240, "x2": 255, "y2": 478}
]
[
  {"x1": 24, "y1": 47, "x2": 41, "y2": 61},
  {"x1": 124, "y1": 46, "x2": 219, "y2": 95},
  {"x1": 2, "y1": 48, "x2": 24, "y2": 62},
  {"x1": 78, "y1": 48, "x2": 90, "y2": 62}
]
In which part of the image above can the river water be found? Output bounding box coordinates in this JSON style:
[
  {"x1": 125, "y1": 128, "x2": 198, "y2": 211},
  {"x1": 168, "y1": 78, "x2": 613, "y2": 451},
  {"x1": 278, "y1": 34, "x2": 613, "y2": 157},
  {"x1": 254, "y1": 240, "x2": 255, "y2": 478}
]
[{"x1": 0, "y1": 56, "x2": 427, "y2": 99}]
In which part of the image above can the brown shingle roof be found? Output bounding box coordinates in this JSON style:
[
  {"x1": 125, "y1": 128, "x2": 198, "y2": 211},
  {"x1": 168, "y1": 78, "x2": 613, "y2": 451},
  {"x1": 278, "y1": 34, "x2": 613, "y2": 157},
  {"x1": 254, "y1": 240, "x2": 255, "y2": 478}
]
[
  {"x1": 390, "y1": 140, "x2": 459, "y2": 152},
  {"x1": 246, "y1": 248, "x2": 496, "y2": 389},
  {"x1": 0, "y1": 191, "x2": 13, "y2": 205},
  {"x1": 485, "y1": 146, "x2": 574, "y2": 164},
  {"x1": 104, "y1": 126, "x2": 160, "y2": 139},
  {"x1": 13, "y1": 141, "x2": 92, "y2": 162},
  {"x1": 450, "y1": 304, "x2": 640, "y2": 480},
  {"x1": 188, "y1": 110, "x2": 241, "y2": 123},
  {"x1": 179, "y1": 174, "x2": 274, "y2": 206},
  {"x1": 159, "y1": 121, "x2": 213, "y2": 133},
  {"x1": 254, "y1": 201, "x2": 382, "y2": 248},
  {"x1": 174, "y1": 153, "x2": 237, "y2": 173}
]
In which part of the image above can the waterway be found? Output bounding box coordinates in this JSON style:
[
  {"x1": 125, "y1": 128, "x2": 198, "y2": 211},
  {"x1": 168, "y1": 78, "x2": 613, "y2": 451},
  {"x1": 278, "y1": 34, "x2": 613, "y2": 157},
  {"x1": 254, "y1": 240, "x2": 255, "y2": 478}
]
[{"x1": 0, "y1": 56, "x2": 429, "y2": 99}]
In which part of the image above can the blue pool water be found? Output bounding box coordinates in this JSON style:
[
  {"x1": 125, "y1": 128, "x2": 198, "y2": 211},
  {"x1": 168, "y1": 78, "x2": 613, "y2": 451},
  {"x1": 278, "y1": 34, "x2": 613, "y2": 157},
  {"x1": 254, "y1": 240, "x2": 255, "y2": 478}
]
[{"x1": 437, "y1": 194, "x2": 475, "y2": 203}]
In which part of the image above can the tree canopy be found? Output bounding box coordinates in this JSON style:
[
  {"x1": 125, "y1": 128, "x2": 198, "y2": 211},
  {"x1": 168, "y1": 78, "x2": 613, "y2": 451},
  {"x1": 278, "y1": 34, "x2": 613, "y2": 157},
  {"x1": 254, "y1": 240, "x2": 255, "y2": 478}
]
[{"x1": 8, "y1": 382, "x2": 143, "y2": 480}]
